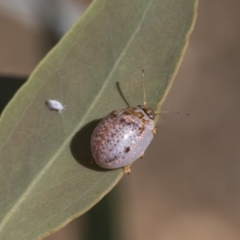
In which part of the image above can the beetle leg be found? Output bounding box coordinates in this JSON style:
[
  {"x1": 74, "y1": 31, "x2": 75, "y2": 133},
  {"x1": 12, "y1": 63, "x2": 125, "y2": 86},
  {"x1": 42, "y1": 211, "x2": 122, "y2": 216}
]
[
  {"x1": 152, "y1": 128, "x2": 158, "y2": 134},
  {"x1": 140, "y1": 153, "x2": 144, "y2": 159},
  {"x1": 90, "y1": 157, "x2": 95, "y2": 164},
  {"x1": 123, "y1": 165, "x2": 131, "y2": 175}
]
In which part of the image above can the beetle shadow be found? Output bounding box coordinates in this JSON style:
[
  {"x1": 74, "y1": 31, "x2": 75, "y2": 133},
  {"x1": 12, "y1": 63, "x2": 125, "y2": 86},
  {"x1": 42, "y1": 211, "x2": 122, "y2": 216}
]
[
  {"x1": 116, "y1": 81, "x2": 130, "y2": 107},
  {"x1": 70, "y1": 119, "x2": 107, "y2": 172}
]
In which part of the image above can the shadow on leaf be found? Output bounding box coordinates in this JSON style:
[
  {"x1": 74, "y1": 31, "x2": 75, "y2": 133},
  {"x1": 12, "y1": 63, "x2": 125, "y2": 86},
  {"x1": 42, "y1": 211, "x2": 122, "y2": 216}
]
[{"x1": 70, "y1": 119, "x2": 108, "y2": 172}]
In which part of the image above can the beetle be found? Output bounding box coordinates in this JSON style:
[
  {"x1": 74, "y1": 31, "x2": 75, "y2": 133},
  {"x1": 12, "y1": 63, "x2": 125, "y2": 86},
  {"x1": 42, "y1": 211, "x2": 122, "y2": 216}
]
[{"x1": 91, "y1": 69, "x2": 157, "y2": 174}]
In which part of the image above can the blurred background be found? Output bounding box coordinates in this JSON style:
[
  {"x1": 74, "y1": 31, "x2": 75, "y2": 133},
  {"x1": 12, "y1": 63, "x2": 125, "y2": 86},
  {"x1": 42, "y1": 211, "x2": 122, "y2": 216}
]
[{"x1": 1, "y1": 0, "x2": 240, "y2": 239}]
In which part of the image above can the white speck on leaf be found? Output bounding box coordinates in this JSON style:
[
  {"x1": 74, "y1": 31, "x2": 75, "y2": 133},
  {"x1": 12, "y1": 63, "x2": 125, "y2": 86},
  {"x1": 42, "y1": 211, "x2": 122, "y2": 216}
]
[{"x1": 46, "y1": 100, "x2": 66, "y2": 113}]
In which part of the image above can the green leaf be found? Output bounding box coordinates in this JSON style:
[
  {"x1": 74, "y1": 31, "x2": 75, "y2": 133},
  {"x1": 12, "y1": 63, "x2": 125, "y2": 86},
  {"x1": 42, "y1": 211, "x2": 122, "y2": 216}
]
[{"x1": 0, "y1": 0, "x2": 198, "y2": 239}]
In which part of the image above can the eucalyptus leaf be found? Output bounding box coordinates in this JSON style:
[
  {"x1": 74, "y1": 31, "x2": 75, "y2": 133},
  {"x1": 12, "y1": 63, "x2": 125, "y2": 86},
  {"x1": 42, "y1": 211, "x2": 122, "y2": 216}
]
[{"x1": 0, "y1": 0, "x2": 198, "y2": 239}]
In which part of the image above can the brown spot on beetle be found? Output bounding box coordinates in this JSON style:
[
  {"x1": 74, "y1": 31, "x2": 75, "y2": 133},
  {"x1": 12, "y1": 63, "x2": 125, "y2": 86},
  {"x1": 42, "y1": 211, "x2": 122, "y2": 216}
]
[{"x1": 125, "y1": 147, "x2": 130, "y2": 153}]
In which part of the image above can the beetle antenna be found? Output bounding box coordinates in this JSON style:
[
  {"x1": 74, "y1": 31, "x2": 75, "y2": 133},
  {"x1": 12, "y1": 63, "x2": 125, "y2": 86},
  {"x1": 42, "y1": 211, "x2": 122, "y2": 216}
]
[
  {"x1": 142, "y1": 69, "x2": 147, "y2": 106},
  {"x1": 156, "y1": 111, "x2": 189, "y2": 116}
]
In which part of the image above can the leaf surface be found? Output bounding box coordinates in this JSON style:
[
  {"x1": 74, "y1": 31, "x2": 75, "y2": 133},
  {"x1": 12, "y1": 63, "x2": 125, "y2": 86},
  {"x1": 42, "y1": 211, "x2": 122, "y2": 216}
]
[{"x1": 0, "y1": 0, "x2": 198, "y2": 239}]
